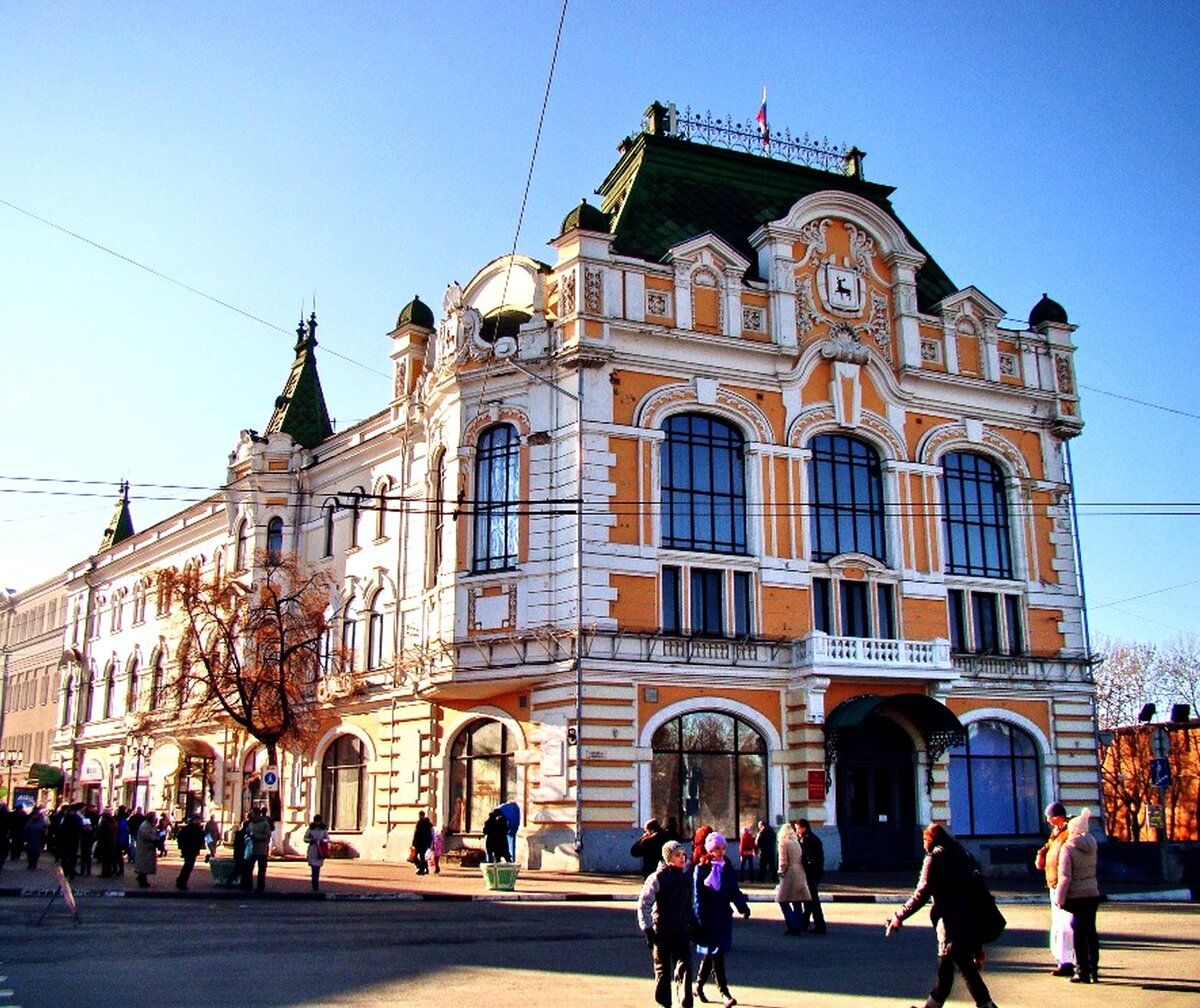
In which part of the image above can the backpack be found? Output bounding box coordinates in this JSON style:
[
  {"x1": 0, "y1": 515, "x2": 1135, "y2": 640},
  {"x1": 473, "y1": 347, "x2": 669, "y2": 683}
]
[{"x1": 967, "y1": 866, "x2": 1006, "y2": 944}]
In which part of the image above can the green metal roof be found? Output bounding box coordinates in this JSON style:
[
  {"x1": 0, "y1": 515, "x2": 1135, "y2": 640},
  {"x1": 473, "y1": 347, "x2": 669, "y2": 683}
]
[
  {"x1": 266, "y1": 313, "x2": 334, "y2": 450},
  {"x1": 594, "y1": 132, "x2": 956, "y2": 313},
  {"x1": 98, "y1": 481, "x2": 135, "y2": 551}
]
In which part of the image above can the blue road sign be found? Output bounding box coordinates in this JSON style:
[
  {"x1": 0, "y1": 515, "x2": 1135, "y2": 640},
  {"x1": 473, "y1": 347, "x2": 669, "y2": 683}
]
[{"x1": 1149, "y1": 756, "x2": 1172, "y2": 789}]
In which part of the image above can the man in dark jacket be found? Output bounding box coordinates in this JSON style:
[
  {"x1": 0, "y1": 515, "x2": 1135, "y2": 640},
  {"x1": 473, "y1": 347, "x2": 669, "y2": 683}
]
[
  {"x1": 755, "y1": 820, "x2": 777, "y2": 882},
  {"x1": 637, "y1": 840, "x2": 697, "y2": 1008},
  {"x1": 411, "y1": 810, "x2": 434, "y2": 875},
  {"x1": 797, "y1": 818, "x2": 826, "y2": 934},
  {"x1": 175, "y1": 813, "x2": 206, "y2": 890},
  {"x1": 630, "y1": 818, "x2": 667, "y2": 877}
]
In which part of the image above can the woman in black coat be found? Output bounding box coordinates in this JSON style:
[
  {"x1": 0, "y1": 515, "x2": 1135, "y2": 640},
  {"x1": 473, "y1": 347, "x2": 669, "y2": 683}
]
[{"x1": 887, "y1": 824, "x2": 997, "y2": 1008}]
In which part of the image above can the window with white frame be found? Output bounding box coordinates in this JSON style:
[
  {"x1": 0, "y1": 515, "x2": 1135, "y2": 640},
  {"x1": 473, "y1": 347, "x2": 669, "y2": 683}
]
[
  {"x1": 812, "y1": 575, "x2": 897, "y2": 639},
  {"x1": 662, "y1": 565, "x2": 754, "y2": 637},
  {"x1": 948, "y1": 589, "x2": 1023, "y2": 655}
]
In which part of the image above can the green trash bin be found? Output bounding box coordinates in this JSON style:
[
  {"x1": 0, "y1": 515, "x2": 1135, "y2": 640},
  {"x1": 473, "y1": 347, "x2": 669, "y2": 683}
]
[
  {"x1": 209, "y1": 857, "x2": 240, "y2": 887},
  {"x1": 481, "y1": 862, "x2": 519, "y2": 891}
]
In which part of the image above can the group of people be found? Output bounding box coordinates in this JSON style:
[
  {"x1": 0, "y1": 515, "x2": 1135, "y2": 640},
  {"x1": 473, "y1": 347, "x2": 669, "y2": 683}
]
[
  {"x1": 1036, "y1": 802, "x2": 1102, "y2": 985},
  {"x1": 635, "y1": 816, "x2": 827, "y2": 1008}
]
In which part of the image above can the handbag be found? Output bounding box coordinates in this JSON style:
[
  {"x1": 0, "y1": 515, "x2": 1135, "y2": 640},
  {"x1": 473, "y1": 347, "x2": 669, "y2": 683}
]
[
  {"x1": 317, "y1": 838, "x2": 332, "y2": 858},
  {"x1": 407, "y1": 845, "x2": 417, "y2": 864},
  {"x1": 968, "y1": 867, "x2": 1006, "y2": 944},
  {"x1": 242, "y1": 834, "x2": 254, "y2": 862}
]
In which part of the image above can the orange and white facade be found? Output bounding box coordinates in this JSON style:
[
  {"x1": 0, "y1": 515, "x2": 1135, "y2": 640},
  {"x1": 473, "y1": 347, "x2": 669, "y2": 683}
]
[{"x1": 43, "y1": 104, "x2": 1098, "y2": 871}]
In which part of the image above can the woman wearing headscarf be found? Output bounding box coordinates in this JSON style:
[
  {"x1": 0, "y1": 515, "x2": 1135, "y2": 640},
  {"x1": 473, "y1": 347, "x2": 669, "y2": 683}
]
[
  {"x1": 692, "y1": 831, "x2": 751, "y2": 1008},
  {"x1": 775, "y1": 822, "x2": 811, "y2": 935},
  {"x1": 886, "y1": 823, "x2": 998, "y2": 1008},
  {"x1": 1054, "y1": 808, "x2": 1101, "y2": 983}
]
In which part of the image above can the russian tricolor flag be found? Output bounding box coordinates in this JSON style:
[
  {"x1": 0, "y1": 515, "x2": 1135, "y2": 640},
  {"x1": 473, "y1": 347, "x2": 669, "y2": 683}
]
[{"x1": 755, "y1": 86, "x2": 769, "y2": 147}]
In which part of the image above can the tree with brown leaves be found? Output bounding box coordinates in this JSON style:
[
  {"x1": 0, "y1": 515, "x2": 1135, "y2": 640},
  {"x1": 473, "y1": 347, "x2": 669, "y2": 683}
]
[{"x1": 150, "y1": 552, "x2": 346, "y2": 826}]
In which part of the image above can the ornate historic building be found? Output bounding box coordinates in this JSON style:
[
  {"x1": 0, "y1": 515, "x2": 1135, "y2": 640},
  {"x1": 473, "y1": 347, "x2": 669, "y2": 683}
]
[{"x1": 42, "y1": 102, "x2": 1098, "y2": 871}]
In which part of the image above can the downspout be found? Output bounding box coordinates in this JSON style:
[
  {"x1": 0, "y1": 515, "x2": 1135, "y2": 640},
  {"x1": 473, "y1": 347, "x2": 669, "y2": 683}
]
[{"x1": 574, "y1": 356, "x2": 584, "y2": 859}]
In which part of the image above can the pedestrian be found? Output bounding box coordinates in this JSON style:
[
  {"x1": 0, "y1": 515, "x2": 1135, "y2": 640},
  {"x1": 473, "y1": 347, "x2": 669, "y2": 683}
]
[
  {"x1": 638, "y1": 840, "x2": 698, "y2": 1008},
  {"x1": 737, "y1": 826, "x2": 756, "y2": 883},
  {"x1": 56, "y1": 803, "x2": 84, "y2": 880},
  {"x1": 885, "y1": 823, "x2": 998, "y2": 1008},
  {"x1": 24, "y1": 806, "x2": 47, "y2": 869},
  {"x1": 411, "y1": 810, "x2": 434, "y2": 875},
  {"x1": 775, "y1": 822, "x2": 811, "y2": 935},
  {"x1": 303, "y1": 813, "x2": 330, "y2": 891},
  {"x1": 94, "y1": 809, "x2": 118, "y2": 878},
  {"x1": 797, "y1": 818, "x2": 826, "y2": 934},
  {"x1": 233, "y1": 812, "x2": 253, "y2": 890},
  {"x1": 204, "y1": 815, "x2": 221, "y2": 861},
  {"x1": 431, "y1": 826, "x2": 444, "y2": 874},
  {"x1": 155, "y1": 811, "x2": 172, "y2": 855},
  {"x1": 0, "y1": 803, "x2": 9, "y2": 872},
  {"x1": 631, "y1": 817, "x2": 668, "y2": 878},
  {"x1": 482, "y1": 809, "x2": 510, "y2": 863},
  {"x1": 175, "y1": 812, "x2": 205, "y2": 890},
  {"x1": 691, "y1": 824, "x2": 714, "y2": 867},
  {"x1": 1054, "y1": 808, "x2": 1101, "y2": 984},
  {"x1": 693, "y1": 831, "x2": 751, "y2": 1008},
  {"x1": 114, "y1": 806, "x2": 129, "y2": 876},
  {"x1": 1035, "y1": 800, "x2": 1074, "y2": 977},
  {"x1": 9, "y1": 803, "x2": 28, "y2": 865},
  {"x1": 80, "y1": 804, "x2": 97, "y2": 876},
  {"x1": 755, "y1": 819, "x2": 777, "y2": 883},
  {"x1": 133, "y1": 809, "x2": 159, "y2": 888},
  {"x1": 126, "y1": 807, "x2": 145, "y2": 864},
  {"x1": 247, "y1": 807, "x2": 273, "y2": 893}
]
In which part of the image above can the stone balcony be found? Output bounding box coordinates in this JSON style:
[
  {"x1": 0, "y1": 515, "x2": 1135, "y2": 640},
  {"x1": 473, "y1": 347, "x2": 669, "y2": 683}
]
[{"x1": 793, "y1": 631, "x2": 956, "y2": 682}]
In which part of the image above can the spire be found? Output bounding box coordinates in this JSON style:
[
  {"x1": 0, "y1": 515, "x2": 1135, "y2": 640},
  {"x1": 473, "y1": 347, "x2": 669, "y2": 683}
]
[
  {"x1": 265, "y1": 311, "x2": 334, "y2": 449},
  {"x1": 98, "y1": 481, "x2": 135, "y2": 551}
]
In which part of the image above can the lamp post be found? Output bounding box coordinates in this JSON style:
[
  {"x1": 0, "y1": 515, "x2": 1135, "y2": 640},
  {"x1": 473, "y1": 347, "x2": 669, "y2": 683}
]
[
  {"x1": 127, "y1": 736, "x2": 153, "y2": 812},
  {"x1": 3, "y1": 747, "x2": 23, "y2": 803}
]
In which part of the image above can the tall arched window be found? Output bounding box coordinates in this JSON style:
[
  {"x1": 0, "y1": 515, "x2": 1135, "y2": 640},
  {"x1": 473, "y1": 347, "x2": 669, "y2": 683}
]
[
  {"x1": 266, "y1": 516, "x2": 284, "y2": 565},
  {"x1": 125, "y1": 657, "x2": 139, "y2": 713},
  {"x1": 949, "y1": 719, "x2": 1042, "y2": 836},
  {"x1": 808, "y1": 433, "x2": 886, "y2": 562},
  {"x1": 320, "y1": 735, "x2": 366, "y2": 831},
  {"x1": 150, "y1": 649, "x2": 166, "y2": 708},
  {"x1": 322, "y1": 500, "x2": 337, "y2": 558},
  {"x1": 660, "y1": 413, "x2": 747, "y2": 554},
  {"x1": 366, "y1": 594, "x2": 385, "y2": 671},
  {"x1": 79, "y1": 663, "x2": 95, "y2": 722},
  {"x1": 427, "y1": 450, "x2": 447, "y2": 588},
  {"x1": 449, "y1": 719, "x2": 515, "y2": 833},
  {"x1": 341, "y1": 598, "x2": 358, "y2": 671},
  {"x1": 102, "y1": 661, "x2": 116, "y2": 719},
  {"x1": 941, "y1": 452, "x2": 1012, "y2": 578},
  {"x1": 473, "y1": 424, "x2": 520, "y2": 572},
  {"x1": 61, "y1": 678, "x2": 74, "y2": 727},
  {"x1": 651, "y1": 710, "x2": 767, "y2": 837},
  {"x1": 235, "y1": 519, "x2": 249, "y2": 571},
  {"x1": 374, "y1": 479, "x2": 391, "y2": 541}
]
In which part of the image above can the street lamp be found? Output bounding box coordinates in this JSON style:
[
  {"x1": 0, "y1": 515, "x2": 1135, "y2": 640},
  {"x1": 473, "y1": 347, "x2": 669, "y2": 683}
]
[
  {"x1": 3, "y1": 748, "x2": 23, "y2": 803},
  {"x1": 127, "y1": 736, "x2": 154, "y2": 812}
]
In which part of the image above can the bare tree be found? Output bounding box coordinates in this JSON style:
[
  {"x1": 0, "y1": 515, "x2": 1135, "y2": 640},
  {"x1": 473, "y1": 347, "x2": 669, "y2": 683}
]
[
  {"x1": 1093, "y1": 637, "x2": 1158, "y2": 729},
  {"x1": 148, "y1": 553, "x2": 346, "y2": 825},
  {"x1": 1155, "y1": 634, "x2": 1200, "y2": 717}
]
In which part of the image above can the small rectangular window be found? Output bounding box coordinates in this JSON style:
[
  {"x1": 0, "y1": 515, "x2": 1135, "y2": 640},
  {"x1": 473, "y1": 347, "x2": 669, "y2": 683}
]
[
  {"x1": 733, "y1": 571, "x2": 752, "y2": 636},
  {"x1": 972, "y1": 591, "x2": 1000, "y2": 654},
  {"x1": 690, "y1": 568, "x2": 725, "y2": 636},
  {"x1": 876, "y1": 583, "x2": 896, "y2": 639},
  {"x1": 813, "y1": 578, "x2": 832, "y2": 634},
  {"x1": 662, "y1": 566, "x2": 682, "y2": 634},
  {"x1": 1004, "y1": 594, "x2": 1023, "y2": 656},
  {"x1": 948, "y1": 590, "x2": 967, "y2": 651},
  {"x1": 841, "y1": 581, "x2": 870, "y2": 638}
]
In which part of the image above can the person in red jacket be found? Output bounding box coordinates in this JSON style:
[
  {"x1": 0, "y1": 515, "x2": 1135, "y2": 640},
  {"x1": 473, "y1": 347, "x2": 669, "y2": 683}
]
[{"x1": 737, "y1": 826, "x2": 756, "y2": 882}]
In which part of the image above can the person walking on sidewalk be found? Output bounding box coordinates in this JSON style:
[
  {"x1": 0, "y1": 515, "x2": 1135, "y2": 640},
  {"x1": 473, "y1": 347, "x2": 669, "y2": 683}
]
[
  {"x1": 411, "y1": 810, "x2": 434, "y2": 875},
  {"x1": 775, "y1": 822, "x2": 811, "y2": 935},
  {"x1": 886, "y1": 823, "x2": 998, "y2": 1008},
  {"x1": 303, "y1": 814, "x2": 330, "y2": 891},
  {"x1": 1035, "y1": 800, "x2": 1074, "y2": 977},
  {"x1": 755, "y1": 820, "x2": 777, "y2": 883},
  {"x1": 133, "y1": 810, "x2": 159, "y2": 888},
  {"x1": 693, "y1": 831, "x2": 751, "y2": 1008},
  {"x1": 631, "y1": 818, "x2": 668, "y2": 878},
  {"x1": 797, "y1": 818, "x2": 826, "y2": 934},
  {"x1": 247, "y1": 807, "x2": 274, "y2": 893},
  {"x1": 638, "y1": 840, "x2": 697, "y2": 1008},
  {"x1": 737, "y1": 826, "x2": 756, "y2": 883},
  {"x1": 174, "y1": 813, "x2": 205, "y2": 890},
  {"x1": 1055, "y1": 808, "x2": 1101, "y2": 984}
]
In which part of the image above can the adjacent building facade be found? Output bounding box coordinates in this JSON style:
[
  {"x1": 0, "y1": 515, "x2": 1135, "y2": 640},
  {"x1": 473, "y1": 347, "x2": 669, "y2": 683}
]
[{"x1": 21, "y1": 103, "x2": 1100, "y2": 871}]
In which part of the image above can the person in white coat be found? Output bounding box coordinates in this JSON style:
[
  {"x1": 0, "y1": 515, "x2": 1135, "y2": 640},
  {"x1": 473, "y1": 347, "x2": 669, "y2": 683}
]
[{"x1": 303, "y1": 814, "x2": 330, "y2": 892}]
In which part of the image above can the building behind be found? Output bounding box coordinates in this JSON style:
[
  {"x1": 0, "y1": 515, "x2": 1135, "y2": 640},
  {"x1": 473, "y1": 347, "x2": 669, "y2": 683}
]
[{"x1": 6, "y1": 102, "x2": 1099, "y2": 872}]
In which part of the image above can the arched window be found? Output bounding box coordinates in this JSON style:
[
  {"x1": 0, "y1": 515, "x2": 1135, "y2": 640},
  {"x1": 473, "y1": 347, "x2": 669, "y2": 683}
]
[
  {"x1": 150, "y1": 649, "x2": 166, "y2": 708},
  {"x1": 941, "y1": 452, "x2": 1012, "y2": 578},
  {"x1": 79, "y1": 663, "x2": 95, "y2": 722},
  {"x1": 651, "y1": 711, "x2": 767, "y2": 837},
  {"x1": 235, "y1": 519, "x2": 249, "y2": 571},
  {"x1": 374, "y1": 479, "x2": 391, "y2": 541},
  {"x1": 322, "y1": 500, "x2": 337, "y2": 558},
  {"x1": 427, "y1": 450, "x2": 447, "y2": 588},
  {"x1": 102, "y1": 661, "x2": 116, "y2": 719},
  {"x1": 266, "y1": 516, "x2": 284, "y2": 565},
  {"x1": 808, "y1": 433, "x2": 886, "y2": 562},
  {"x1": 61, "y1": 677, "x2": 74, "y2": 727},
  {"x1": 125, "y1": 656, "x2": 139, "y2": 713},
  {"x1": 341, "y1": 598, "x2": 358, "y2": 671},
  {"x1": 366, "y1": 594, "x2": 385, "y2": 671},
  {"x1": 449, "y1": 719, "x2": 516, "y2": 833},
  {"x1": 660, "y1": 413, "x2": 747, "y2": 554},
  {"x1": 949, "y1": 719, "x2": 1042, "y2": 836},
  {"x1": 320, "y1": 735, "x2": 366, "y2": 831},
  {"x1": 473, "y1": 424, "x2": 520, "y2": 572},
  {"x1": 318, "y1": 604, "x2": 335, "y2": 679}
]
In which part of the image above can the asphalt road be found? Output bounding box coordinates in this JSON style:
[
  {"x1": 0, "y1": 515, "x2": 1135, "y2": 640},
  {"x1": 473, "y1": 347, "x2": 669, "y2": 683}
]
[{"x1": 2, "y1": 897, "x2": 1197, "y2": 1007}]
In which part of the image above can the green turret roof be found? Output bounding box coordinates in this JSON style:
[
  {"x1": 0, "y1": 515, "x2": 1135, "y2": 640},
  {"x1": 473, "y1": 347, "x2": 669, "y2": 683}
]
[
  {"x1": 595, "y1": 129, "x2": 956, "y2": 313},
  {"x1": 98, "y1": 481, "x2": 135, "y2": 551},
  {"x1": 397, "y1": 295, "x2": 435, "y2": 330},
  {"x1": 265, "y1": 312, "x2": 334, "y2": 449}
]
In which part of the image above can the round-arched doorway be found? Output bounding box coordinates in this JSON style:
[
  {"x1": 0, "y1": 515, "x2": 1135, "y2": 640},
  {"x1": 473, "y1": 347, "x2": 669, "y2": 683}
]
[
  {"x1": 651, "y1": 710, "x2": 767, "y2": 837},
  {"x1": 835, "y1": 717, "x2": 919, "y2": 869}
]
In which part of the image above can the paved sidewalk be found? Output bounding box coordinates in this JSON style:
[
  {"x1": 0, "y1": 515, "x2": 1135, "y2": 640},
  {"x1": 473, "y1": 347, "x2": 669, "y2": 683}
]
[{"x1": 2, "y1": 853, "x2": 1190, "y2": 903}]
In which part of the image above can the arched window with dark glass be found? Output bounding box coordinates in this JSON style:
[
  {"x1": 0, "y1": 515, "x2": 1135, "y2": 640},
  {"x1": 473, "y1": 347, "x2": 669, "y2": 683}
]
[
  {"x1": 235, "y1": 519, "x2": 249, "y2": 571},
  {"x1": 341, "y1": 598, "x2": 358, "y2": 672},
  {"x1": 449, "y1": 719, "x2": 515, "y2": 833},
  {"x1": 941, "y1": 452, "x2": 1013, "y2": 578},
  {"x1": 125, "y1": 657, "x2": 139, "y2": 712},
  {"x1": 651, "y1": 710, "x2": 767, "y2": 836},
  {"x1": 948, "y1": 719, "x2": 1042, "y2": 836},
  {"x1": 102, "y1": 661, "x2": 116, "y2": 719},
  {"x1": 660, "y1": 413, "x2": 747, "y2": 554},
  {"x1": 366, "y1": 594, "x2": 384, "y2": 671},
  {"x1": 61, "y1": 677, "x2": 74, "y2": 727},
  {"x1": 320, "y1": 735, "x2": 366, "y2": 831},
  {"x1": 266, "y1": 516, "x2": 284, "y2": 565},
  {"x1": 428, "y1": 450, "x2": 447, "y2": 588},
  {"x1": 808, "y1": 434, "x2": 886, "y2": 562},
  {"x1": 79, "y1": 663, "x2": 94, "y2": 722},
  {"x1": 150, "y1": 649, "x2": 166, "y2": 708},
  {"x1": 322, "y1": 500, "x2": 337, "y2": 558},
  {"x1": 473, "y1": 424, "x2": 520, "y2": 572}
]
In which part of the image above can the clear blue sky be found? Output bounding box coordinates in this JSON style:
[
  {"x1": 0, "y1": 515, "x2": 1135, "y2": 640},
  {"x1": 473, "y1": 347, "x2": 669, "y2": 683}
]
[{"x1": 3, "y1": 1, "x2": 1197, "y2": 646}]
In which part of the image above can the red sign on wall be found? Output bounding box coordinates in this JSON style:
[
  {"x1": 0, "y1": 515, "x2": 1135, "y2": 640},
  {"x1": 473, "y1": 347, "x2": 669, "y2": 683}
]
[{"x1": 807, "y1": 769, "x2": 826, "y2": 802}]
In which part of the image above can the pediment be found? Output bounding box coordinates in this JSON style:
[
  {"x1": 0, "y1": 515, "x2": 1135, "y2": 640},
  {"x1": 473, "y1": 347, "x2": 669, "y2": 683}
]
[{"x1": 664, "y1": 231, "x2": 751, "y2": 274}]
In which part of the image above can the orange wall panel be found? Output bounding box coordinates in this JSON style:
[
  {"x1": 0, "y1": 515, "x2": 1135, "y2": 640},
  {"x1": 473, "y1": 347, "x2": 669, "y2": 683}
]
[
  {"x1": 945, "y1": 696, "x2": 1051, "y2": 739},
  {"x1": 761, "y1": 584, "x2": 808, "y2": 638},
  {"x1": 638, "y1": 685, "x2": 780, "y2": 736},
  {"x1": 608, "y1": 436, "x2": 641, "y2": 545},
  {"x1": 611, "y1": 370, "x2": 671, "y2": 427},
  {"x1": 902, "y1": 596, "x2": 949, "y2": 642},
  {"x1": 1028, "y1": 607, "x2": 1066, "y2": 655},
  {"x1": 609, "y1": 572, "x2": 659, "y2": 632}
]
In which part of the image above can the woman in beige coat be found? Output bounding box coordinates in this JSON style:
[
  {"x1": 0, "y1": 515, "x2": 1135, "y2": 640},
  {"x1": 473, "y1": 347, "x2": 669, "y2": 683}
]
[
  {"x1": 776, "y1": 822, "x2": 811, "y2": 935},
  {"x1": 133, "y1": 812, "x2": 158, "y2": 888}
]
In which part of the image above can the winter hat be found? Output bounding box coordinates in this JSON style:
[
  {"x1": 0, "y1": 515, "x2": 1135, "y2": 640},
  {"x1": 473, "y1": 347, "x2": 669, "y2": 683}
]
[
  {"x1": 1067, "y1": 808, "x2": 1092, "y2": 839},
  {"x1": 704, "y1": 831, "x2": 727, "y2": 852},
  {"x1": 1045, "y1": 801, "x2": 1067, "y2": 819},
  {"x1": 661, "y1": 840, "x2": 686, "y2": 862}
]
